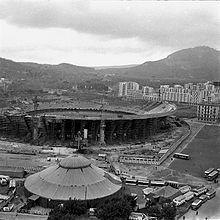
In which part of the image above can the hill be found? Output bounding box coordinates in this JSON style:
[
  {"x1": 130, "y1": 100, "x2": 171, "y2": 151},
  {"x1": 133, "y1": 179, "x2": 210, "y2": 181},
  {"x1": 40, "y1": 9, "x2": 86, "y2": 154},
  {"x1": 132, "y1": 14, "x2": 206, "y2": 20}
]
[
  {"x1": 0, "y1": 46, "x2": 219, "y2": 90},
  {"x1": 0, "y1": 58, "x2": 98, "y2": 89},
  {"x1": 99, "y1": 46, "x2": 220, "y2": 81}
]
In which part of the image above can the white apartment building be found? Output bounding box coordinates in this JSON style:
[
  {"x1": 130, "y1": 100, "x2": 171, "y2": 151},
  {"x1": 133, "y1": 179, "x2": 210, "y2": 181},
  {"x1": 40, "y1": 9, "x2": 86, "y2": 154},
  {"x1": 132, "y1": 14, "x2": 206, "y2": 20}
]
[
  {"x1": 119, "y1": 81, "x2": 220, "y2": 105},
  {"x1": 142, "y1": 86, "x2": 154, "y2": 95},
  {"x1": 144, "y1": 93, "x2": 159, "y2": 101},
  {"x1": 118, "y1": 81, "x2": 139, "y2": 97},
  {"x1": 197, "y1": 103, "x2": 220, "y2": 123}
]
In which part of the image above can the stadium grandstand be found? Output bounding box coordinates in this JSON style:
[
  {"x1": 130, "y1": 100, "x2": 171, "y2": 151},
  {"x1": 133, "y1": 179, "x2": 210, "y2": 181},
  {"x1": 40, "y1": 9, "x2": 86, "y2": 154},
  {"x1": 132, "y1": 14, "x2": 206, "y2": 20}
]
[{"x1": 0, "y1": 100, "x2": 176, "y2": 145}]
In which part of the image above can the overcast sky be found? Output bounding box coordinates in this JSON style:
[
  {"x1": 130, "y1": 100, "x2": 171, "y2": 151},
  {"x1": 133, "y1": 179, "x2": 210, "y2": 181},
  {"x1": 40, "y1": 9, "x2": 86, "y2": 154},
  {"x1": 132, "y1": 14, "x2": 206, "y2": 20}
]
[{"x1": 0, "y1": 0, "x2": 219, "y2": 66}]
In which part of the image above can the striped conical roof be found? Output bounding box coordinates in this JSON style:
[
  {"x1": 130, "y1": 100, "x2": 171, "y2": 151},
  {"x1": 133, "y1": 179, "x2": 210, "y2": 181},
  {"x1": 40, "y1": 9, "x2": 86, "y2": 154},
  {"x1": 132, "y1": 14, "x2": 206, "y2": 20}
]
[{"x1": 25, "y1": 154, "x2": 122, "y2": 201}]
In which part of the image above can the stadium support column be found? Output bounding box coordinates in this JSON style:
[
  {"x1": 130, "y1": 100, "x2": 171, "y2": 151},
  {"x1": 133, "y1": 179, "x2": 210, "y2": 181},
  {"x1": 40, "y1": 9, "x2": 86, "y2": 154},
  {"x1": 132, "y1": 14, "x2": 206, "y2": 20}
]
[
  {"x1": 51, "y1": 119, "x2": 56, "y2": 141},
  {"x1": 61, "y1": 120, "x2": 65, "y2": 142},
  {"x1": 116, "y1": 120, "x2": 124, "y2": 142},
  {"x1": 71, "y1": 120, "x2": 75, "y2": 140},
  {"x1": 99, "y1": 120, "x2": 106, "y2": 145},
  {"x1": 123, "y1": 120, "x2": 132, "y2": 142}
]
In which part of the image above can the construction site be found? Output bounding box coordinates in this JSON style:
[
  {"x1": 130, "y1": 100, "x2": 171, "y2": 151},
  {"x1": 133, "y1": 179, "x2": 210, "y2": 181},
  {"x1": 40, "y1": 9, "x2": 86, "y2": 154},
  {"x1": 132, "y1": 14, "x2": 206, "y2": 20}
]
[{"x1": 0, "y1": 96, "x2": 176, "y2": 147}]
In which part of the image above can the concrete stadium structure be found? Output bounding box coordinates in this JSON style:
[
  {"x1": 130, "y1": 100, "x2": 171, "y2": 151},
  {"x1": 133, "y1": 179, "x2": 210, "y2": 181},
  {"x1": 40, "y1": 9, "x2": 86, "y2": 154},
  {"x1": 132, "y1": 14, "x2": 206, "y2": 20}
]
[{"x1": 0, "y1": 101, "x2": 176, "y2": 145}]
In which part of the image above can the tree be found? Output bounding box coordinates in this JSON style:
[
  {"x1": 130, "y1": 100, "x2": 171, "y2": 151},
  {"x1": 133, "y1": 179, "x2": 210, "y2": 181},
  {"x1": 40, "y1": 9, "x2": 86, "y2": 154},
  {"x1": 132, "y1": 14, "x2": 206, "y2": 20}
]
[
  {"x1": 48, "y1": 199, "x2": 87, "y2": 220},
  {"x1": 144, "y1": 198, "x2": 177, "y2": 220},
  {"x1": 161, "y1": 203, "x2": 177, "y2": 220},
  {"x1": 145, "y1": 205, "x2": 162, "y2": 219},
  {"x1": 95, "y1": 194, "x2": 135, "y2": 220}
]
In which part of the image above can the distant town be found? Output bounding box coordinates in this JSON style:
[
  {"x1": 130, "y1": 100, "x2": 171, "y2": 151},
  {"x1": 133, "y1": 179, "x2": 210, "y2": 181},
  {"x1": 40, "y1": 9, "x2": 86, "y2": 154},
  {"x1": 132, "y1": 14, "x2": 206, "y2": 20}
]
[{"x1": 119, "y1": 81, "x2": 220, "y2": 123}]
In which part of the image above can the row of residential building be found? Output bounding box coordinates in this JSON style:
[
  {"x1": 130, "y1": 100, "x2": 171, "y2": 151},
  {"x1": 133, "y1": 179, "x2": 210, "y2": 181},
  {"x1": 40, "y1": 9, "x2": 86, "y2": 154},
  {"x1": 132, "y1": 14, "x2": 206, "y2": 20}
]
[
  {"x1": 118, "y1": 81, "x2": 220, "y2": 104},
  {"x1": 118, "y1": 81, "x2": 220, "y2": 123}
]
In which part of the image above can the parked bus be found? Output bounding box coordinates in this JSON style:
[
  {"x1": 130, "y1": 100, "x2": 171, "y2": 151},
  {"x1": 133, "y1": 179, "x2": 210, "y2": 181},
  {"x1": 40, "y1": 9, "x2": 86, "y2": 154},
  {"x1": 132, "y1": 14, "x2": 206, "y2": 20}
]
[
  {"x1": 173, "y1": 195, "x2": 185, "y2": 206},
  {"x1": 183, "y1": 191, "x2": 194, "y2": 201},
  {"x1": 208, "y1": 171, "x2": 219, "y2": 181},
  {"x1": 204, "y1": 168, "x2": 215, "y2": 177},
  {"x1": 166, "y1": 180, "x2": 183, "y2": 188},
  {"x1": 138, "y1": 180, "x2": 149, "y2": 186},
  {"x1": 191, "y1": 199, "x2": 202, "y2": 210},
  {"x1": 126, "y1": 178, "x2": 138, "y2": 186},
  {"x1": 150, "y1": 180, "x2": 166, "y2": 187},
  {"x1": 199, "y1": 194, "x2": 208, "y2": 203},
  {"x1": 192, "y1": 186, "x2": 207, "y2": 197},
  {"x1": 206, "y1": 189, "x2": 216, "y2": 199},
  {"x1": 173, "y1": 153, "x2": 190, "y2": 160}
]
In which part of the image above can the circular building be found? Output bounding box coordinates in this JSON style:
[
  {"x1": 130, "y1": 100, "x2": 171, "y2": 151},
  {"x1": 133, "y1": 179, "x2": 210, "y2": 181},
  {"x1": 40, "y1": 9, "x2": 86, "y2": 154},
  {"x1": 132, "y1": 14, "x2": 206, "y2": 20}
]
[
  {"x1": 24, "y1": 154, "x2": 122, "y2": 206},
  {"x1": 24, "y1": 102, "x2": 176, "y2": 145}
]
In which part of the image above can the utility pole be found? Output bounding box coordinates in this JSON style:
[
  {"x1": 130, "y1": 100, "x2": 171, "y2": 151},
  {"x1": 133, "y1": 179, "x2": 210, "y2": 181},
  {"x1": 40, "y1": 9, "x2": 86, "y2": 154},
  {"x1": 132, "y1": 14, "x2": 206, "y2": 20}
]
[
  {"x1": 98, "y1": 98, "x2": 106, "y2": 145},
  {"x1": 32, "y1": 96, "x2": 39, "y2": 141}
]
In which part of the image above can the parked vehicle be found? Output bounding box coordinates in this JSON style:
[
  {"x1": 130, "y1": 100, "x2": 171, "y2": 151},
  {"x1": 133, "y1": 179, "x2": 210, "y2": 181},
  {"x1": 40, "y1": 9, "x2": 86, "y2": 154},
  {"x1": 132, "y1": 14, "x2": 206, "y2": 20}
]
[
  {"x1": 206, "y1": 189, "x2": 216, "y2": 199},
  {"x1": 192, "y1": 186, "x2": 207, "y2": 197},
  {"x1": 129, "y1": 212, "x2": 148, "y2": 220},
  {"x1": 204, "y1": 168, "x2": 215, "y2": 177},
  {"x1": 173, "y1": 153, "x2": 190, "y2": 160},
  {"x1": 173, "y1": 195, "x2": 185, "y2": 206},
  {"x1": 191, "y1": 199, "x2": 203, "y2": 210},
  {"x1": 207, "y1": 171, "x2": 219, "y2": 181},
  {"x1": 183, "y1": 191, "x2": 194, "y2": 201},
  {"x1": 199, "y1": 194, "x2": 208, "y2": 203}
]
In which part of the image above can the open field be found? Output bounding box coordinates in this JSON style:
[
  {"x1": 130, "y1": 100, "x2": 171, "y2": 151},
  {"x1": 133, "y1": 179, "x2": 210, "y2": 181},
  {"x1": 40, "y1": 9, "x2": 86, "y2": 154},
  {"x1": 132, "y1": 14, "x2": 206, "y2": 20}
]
[{"x1": 170, "y1": 125, "x2": 220, "y2": 178}]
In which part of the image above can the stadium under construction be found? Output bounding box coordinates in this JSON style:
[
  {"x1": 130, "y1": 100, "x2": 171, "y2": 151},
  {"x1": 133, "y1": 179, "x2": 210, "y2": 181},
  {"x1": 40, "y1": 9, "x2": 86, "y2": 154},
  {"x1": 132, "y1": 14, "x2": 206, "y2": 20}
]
[{"x1": 0, "y1": 101, "x2": 176, "y2": 145}]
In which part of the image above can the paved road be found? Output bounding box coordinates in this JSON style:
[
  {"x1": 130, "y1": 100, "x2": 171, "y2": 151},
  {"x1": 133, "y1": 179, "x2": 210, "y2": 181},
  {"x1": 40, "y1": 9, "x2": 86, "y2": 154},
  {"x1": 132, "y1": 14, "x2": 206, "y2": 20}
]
[
  {"x1": 0, "y1": 212, "x2": 48, "y2": 220},
  {"x1": 180, "y1": 187, "x2": 220, "y2": 220},
  {"x1": 162, "y1": 122, "x2": 204, "y2": 168}
]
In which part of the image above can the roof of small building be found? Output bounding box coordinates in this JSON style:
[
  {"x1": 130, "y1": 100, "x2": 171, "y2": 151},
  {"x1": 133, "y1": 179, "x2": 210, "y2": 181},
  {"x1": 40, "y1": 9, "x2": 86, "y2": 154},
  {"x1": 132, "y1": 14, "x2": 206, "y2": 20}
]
[
  {"x1": 24, "y1": 154, "x2": 122, "y2": 201},
  {"x1": 151, "y1": 186, "x2": 180, "y2": 199}
]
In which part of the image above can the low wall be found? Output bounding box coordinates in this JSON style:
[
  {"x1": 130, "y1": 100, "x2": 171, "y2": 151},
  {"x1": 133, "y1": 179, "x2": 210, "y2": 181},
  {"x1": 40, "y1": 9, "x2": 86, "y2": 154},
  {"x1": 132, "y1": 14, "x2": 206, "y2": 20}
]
[{"x1": 158, "y1": 124, "x2": 191, "y2": 166}]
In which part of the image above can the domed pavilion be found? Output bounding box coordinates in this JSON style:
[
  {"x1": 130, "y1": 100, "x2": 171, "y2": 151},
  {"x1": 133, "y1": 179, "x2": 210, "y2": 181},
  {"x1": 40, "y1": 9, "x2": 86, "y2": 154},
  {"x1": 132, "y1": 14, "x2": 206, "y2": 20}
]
[{"x1": 24, "y1": 154, "x2": 122, "y2": 206}]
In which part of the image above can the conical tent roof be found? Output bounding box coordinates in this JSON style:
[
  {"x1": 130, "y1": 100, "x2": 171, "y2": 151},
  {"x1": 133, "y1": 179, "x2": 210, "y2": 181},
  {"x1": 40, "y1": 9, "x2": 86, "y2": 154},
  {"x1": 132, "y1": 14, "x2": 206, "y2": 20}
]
[{"x1": 25, "y1": 155, "x2": 122, "y2": 201}]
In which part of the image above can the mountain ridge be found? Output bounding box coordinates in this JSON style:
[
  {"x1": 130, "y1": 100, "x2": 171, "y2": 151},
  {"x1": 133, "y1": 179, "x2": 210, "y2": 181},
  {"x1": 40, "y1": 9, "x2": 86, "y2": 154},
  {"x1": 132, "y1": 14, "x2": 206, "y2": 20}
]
[
  {"x1": 0, "y1": 46, "x2": 219, "y2": 90},
  {"x1": 99, "y1": 46, "x2": 220, "y2": 81}
]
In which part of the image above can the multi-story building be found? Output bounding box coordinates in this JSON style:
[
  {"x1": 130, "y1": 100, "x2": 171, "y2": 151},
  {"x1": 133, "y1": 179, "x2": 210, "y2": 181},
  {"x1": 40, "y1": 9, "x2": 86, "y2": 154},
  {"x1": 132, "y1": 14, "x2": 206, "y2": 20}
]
[
  {"x1": 142, "y1": 86, "x2": 154, "y2": 95},
  {"x1": 144, "y1": 93, "x2": 159, "y2": 101},
  {"x1": 197, "y1": 103, "x2": 220, "y2": 123},
  {"x1": 184, "y1": 83, "x2": 193, "y2": 90},
  {"x1": 119, "y1": 81, "x2": 220, "y2": 105},
  {"x1": 118, "y1": 82, "x2": 139, "y2": 97}
]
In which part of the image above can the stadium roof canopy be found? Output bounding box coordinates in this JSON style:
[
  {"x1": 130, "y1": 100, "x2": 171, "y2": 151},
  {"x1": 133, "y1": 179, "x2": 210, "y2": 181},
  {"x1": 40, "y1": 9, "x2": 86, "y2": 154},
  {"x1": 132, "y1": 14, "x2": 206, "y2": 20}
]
[{"x1": 24, "y1": 155, "x2": 122, "y2": 201}]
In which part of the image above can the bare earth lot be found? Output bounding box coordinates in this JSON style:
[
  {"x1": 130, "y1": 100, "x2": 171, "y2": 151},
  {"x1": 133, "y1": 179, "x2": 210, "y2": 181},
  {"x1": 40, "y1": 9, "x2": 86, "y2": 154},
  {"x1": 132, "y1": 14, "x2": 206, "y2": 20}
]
[{"x1": 170, "y1": 125, "x2": 220, "y2": 178}]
